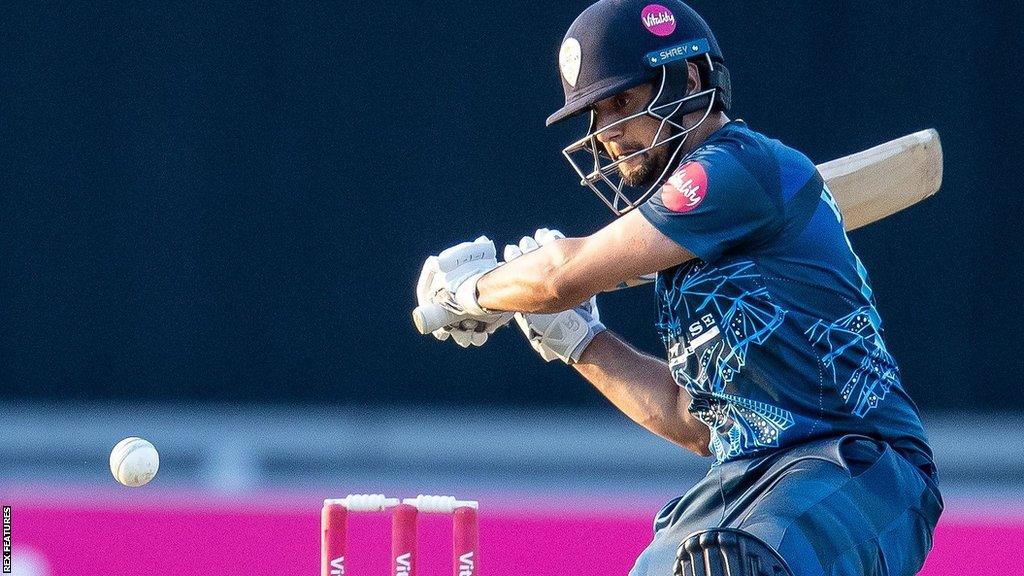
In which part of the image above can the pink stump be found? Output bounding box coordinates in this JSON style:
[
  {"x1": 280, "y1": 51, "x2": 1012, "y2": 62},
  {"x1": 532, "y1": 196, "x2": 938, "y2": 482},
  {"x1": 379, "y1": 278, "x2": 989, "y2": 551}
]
[
  {"x1": 453, "y1": 506, "x2": 479, "y2": 576},
  {"x1": 321, "y1": 502, "x2": 347, "y2": 576},
  {"x1": 392, "y1": 503, "x2": 418, "y2": 576}
]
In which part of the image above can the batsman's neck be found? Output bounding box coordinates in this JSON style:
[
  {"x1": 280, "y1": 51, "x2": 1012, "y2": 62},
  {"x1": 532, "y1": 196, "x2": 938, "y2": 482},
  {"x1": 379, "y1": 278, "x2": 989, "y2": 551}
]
[{"x1": 677, "y1": 111, "x2": 730, "y2": 158}]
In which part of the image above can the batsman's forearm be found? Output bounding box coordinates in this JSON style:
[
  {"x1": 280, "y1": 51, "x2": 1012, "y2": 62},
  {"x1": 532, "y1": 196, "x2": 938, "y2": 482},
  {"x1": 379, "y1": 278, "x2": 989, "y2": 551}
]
[
  {"x1": 476, "y1": 238, "x2": 591, "y2": 314},
  {"x1": 574, "y1": 331, "x2": 711, "y2": 456}
]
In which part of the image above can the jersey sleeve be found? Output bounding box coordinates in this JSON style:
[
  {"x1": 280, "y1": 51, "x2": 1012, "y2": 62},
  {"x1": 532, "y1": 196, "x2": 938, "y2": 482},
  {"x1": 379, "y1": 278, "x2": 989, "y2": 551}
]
[{"x1": 639, "y1": 149, "x2": 783, "y2": 263}]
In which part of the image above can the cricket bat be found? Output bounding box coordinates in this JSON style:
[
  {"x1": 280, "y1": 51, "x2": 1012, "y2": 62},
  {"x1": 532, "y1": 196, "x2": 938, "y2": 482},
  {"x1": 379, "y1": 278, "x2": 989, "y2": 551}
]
[{"x1": 413, "y1": 129, "x2": 942, "y2": 335}]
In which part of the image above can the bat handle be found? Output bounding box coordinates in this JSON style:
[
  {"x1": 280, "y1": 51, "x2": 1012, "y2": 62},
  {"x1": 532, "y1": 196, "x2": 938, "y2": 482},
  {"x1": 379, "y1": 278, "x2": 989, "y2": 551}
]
[{"x1": 412, "y1": 304, "x2": 460, "y2": 335}]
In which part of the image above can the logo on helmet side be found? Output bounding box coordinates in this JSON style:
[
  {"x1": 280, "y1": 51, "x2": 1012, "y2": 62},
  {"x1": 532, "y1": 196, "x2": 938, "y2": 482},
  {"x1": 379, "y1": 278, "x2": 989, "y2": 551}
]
[
  {"x1": 662, "y1": 162, "x2": 707, "y2": 212},
  {"x1": 641, "y1": 4, "x2": 676, "y2": 37},
  {"x1": 559, "y1": 38, "x2": 582, "y2": 87}
]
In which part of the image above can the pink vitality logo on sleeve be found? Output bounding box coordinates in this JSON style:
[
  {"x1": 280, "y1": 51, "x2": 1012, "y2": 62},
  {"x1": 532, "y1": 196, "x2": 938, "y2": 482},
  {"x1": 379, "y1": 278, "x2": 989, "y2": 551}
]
[
  {"x1": 661, "y1": 162, "x2": 707, "y2": 212},
  {"x1": 641, "y1": 4, "x2": 676, "y2": 36}
]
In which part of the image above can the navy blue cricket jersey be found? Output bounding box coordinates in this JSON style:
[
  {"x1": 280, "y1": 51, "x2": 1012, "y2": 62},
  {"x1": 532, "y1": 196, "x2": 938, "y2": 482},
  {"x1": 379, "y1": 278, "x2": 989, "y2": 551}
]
[{"x1": 639, "y1": 120, "x2": 932, "y2": 470}]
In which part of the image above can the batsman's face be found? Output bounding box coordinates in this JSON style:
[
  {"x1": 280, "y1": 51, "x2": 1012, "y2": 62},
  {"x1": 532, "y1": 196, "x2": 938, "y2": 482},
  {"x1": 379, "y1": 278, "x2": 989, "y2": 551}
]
[{"x1": 593, "y1": 83, "x2": 673, "y2": 188}]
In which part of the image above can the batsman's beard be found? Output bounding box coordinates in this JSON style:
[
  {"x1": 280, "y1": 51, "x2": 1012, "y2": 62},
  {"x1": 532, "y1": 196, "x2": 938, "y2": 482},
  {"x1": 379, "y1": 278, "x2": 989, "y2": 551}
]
[{"x1": 618, "y1": 145, "x2": 673, "y2": 189}]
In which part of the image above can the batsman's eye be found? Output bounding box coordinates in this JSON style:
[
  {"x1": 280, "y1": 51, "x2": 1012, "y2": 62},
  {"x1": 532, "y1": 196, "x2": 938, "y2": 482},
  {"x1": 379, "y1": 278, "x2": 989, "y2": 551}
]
[{"x1": 613, "y1": 94, "x2": 631, "y2": 110}]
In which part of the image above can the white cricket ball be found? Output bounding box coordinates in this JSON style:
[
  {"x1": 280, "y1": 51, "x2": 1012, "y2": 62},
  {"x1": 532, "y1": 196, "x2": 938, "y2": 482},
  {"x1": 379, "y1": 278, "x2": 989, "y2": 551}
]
[{"x1": 109, "y1": 437, "x2": 160, "y2": 487}]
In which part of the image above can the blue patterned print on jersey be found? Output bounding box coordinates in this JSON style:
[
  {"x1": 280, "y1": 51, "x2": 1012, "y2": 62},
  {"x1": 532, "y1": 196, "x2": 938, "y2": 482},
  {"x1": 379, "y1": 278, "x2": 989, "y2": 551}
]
[
  {"x1": 656, "y1": 260, "x2": 794, "y2": 462},
  {"x1": 813, "y1": 184, "x2": 901, "y2": 417},
  {"x1": 805, "y1": 306, "x2": 901, "y2": 417},
  {"x1": 639, "y1": 121, "x2": 932, "y2": 469}
]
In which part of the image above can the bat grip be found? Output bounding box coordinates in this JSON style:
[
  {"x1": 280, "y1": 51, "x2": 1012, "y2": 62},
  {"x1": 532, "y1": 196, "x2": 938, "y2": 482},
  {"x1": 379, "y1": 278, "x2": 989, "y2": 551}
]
[{"x1": 412, "y1": 304, "x2": 460, "y2": 334}]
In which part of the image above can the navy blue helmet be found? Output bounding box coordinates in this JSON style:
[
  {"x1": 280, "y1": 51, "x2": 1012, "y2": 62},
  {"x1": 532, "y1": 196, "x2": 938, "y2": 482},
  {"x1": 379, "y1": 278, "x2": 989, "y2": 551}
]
[{"x1": 548, "y1": 0, "x2": 732, "y2": 215}]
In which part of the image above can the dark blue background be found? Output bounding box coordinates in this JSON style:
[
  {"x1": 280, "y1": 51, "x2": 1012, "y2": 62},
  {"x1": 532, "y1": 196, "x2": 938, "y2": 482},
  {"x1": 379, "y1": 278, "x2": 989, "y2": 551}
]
[{"x1": 2, "y1": 2, "x2": 1020, "y2": 408}]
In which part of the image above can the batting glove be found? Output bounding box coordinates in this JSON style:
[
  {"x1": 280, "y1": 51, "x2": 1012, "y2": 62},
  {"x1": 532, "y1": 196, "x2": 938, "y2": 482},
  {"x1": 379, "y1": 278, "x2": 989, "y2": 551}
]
[
  {"x1": 503, "y1": 229, "x2": 606, "y2": 363},
  {"x1": 416, "y1": 236, "x2": 513, "y2": 347}
]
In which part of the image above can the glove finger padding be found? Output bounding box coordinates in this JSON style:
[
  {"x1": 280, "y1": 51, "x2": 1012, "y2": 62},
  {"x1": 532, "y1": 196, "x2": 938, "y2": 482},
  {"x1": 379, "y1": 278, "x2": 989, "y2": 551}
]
[
  {"x1": 518, "y1": 235, "x2": 540, "y2": 254},
  {"x1": 535, "y1": 228, "x2": 565, "y2": 245},
  {"x1": 504, "y1": 228, "x2": 564, "y2": 262},
  {"x1": 503, "y1": 244, "x2": 524, "y2": 262},
  {"x1": 450, "y1": 329, "x2": 474, "y2": 348},
  {"x1": 436, "y1": 236, "x2": 496, "y2": 296},
  {"x1": 450, "y1": 315, "x2": 495, "y2": 347},
  {"x1": 436, "y1": 236, "x2": 494, "y2": 271}
]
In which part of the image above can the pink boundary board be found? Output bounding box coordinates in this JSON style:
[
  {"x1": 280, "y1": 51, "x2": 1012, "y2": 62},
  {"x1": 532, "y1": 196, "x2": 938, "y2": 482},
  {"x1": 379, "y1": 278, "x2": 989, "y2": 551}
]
[{"x1": 5, "y1": 497, "x2": 1023, "y2": 575}]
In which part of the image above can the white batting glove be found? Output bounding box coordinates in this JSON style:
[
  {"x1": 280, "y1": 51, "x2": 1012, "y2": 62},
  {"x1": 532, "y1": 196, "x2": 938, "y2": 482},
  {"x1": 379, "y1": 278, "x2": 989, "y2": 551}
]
[
  {"x1": 415, "y1": 236, "x2": 513, "y2": 348},
  {"x1": 503, "y1": 229, "x2": 606, "y2": 363}
]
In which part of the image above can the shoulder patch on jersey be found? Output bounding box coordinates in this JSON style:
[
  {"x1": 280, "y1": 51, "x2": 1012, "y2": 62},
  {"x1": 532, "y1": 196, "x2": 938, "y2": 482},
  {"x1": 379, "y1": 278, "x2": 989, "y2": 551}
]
[{"x1": 661, "y1": 161, "x2": 707, "y2": 213}]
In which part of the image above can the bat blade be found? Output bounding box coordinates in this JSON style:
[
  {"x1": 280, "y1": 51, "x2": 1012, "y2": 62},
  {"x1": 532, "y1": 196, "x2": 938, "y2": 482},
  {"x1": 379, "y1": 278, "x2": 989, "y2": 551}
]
[{"x1": 821, "y1": 128, "x2": 942, "y2": 232}]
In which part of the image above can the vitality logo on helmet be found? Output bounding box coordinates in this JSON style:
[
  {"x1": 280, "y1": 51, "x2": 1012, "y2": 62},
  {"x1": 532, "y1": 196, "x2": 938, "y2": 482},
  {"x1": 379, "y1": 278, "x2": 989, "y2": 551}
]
[{"x1": 641, "y1": 4, "x2": 676, "y2": 36}]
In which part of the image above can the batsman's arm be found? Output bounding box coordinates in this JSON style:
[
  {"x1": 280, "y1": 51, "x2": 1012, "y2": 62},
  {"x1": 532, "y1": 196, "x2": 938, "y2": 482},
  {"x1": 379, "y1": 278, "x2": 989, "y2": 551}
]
[
  {"x1": 476, "y1": 210, "x2": 695, "y2": 314},
  {"x1": 574, "y1": 330, "x2": 711, "y2": 456}
]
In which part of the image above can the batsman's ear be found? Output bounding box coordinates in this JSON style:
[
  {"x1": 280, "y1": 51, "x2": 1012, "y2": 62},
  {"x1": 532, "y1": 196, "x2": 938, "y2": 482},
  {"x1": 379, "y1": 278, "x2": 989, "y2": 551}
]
[{"x1": 686, "y1": 61, "x2": 702, "y2": 94}]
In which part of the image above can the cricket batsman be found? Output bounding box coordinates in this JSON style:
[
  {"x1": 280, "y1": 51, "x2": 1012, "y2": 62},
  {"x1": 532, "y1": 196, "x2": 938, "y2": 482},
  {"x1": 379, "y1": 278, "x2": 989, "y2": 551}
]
[{"x1": 414, "y1": 1, "x2": 943, "y2": 574}]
